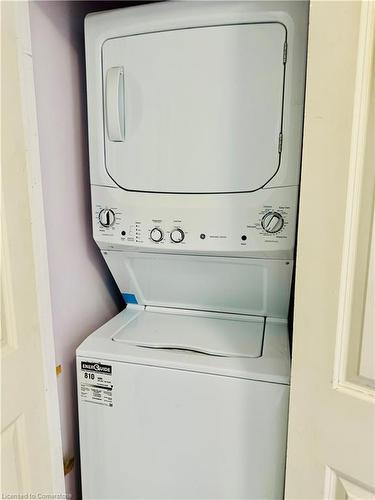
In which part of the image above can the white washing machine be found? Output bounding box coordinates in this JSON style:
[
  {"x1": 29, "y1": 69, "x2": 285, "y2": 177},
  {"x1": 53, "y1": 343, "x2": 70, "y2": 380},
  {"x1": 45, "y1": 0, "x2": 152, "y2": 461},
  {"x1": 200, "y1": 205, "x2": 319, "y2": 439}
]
[{"x1": 77, "y1": 2, "x2": 308, "y2": 499}]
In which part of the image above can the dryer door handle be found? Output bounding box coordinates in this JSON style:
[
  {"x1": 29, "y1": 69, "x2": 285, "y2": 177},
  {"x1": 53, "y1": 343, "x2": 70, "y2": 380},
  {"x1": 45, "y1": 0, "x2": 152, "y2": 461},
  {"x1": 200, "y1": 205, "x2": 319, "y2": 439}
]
[{"x1": 105, "y1": 67, "x2": 125, "y2": 142}]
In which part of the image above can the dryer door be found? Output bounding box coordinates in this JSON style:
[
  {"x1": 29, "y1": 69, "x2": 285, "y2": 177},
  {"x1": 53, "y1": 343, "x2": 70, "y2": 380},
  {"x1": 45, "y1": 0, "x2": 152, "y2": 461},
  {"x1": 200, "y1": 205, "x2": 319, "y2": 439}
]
[{"x1": 102, "y1": 23, "x2": 286, "y2": 194}]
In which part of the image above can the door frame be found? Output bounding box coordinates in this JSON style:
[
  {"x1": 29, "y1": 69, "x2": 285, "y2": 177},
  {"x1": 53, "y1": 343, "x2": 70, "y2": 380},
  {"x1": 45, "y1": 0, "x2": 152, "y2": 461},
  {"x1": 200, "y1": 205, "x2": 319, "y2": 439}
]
[{"x1": 4, "y1": 1, "x2": 65, "y2": 492}]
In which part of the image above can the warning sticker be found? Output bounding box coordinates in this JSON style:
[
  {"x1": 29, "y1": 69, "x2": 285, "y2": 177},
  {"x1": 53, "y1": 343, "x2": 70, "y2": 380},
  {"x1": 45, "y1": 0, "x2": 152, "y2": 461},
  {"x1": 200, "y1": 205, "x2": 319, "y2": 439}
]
[{"x1": 79, "y1": 361, "x2": 113, "y2": 407}]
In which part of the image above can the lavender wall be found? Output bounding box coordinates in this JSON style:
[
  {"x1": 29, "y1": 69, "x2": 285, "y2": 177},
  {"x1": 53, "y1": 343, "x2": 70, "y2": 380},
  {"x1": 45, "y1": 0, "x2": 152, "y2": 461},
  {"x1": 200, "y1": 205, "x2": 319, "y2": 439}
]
[{"x1": 29, "y1": 2, "x2": 126, "y2": 497}]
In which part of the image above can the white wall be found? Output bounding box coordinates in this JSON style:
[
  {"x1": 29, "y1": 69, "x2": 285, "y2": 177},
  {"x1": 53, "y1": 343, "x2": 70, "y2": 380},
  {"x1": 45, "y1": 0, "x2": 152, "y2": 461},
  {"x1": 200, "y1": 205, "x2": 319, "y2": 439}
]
[{"x1": 29, "y1": 2, "x2": 124, "y2": 497}]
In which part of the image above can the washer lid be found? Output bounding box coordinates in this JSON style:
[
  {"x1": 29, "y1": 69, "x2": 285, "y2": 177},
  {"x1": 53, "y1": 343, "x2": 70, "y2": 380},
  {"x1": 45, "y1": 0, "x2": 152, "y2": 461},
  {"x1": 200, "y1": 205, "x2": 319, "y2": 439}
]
[
  {"x1": 102, "y1": 22, "x2": 286, "y2": 194},
  {"x1": 112, "y1": 308, "x2": 264, "y2": 358}
]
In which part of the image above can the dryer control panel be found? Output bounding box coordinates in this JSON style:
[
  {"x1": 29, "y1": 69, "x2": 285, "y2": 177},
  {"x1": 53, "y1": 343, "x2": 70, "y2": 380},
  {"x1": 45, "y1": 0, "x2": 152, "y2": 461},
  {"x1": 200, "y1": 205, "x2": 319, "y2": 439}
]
[{"x1": 92, "y1": 185, "x2": 298, "y2": 259}]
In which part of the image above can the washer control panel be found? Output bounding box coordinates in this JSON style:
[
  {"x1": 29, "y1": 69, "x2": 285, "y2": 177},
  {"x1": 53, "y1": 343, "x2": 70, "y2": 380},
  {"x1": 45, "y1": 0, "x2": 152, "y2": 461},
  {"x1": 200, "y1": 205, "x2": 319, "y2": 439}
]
[{"x1": 92, "y1": 186, "x2": 298, "y2": 257}]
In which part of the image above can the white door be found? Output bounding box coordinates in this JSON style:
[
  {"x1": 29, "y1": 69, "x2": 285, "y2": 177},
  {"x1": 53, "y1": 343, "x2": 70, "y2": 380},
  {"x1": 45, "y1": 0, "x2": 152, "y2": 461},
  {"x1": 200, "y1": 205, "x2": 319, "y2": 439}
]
[
  {"x1": 1, "y1": 1, "x2": 64, "y2": 496},
  {"x1": 286, "y1": 1, "x2": 375, "y2": 498},
  {"x1": 102, "y1": 23, "x2": 286, "y2": 193}
]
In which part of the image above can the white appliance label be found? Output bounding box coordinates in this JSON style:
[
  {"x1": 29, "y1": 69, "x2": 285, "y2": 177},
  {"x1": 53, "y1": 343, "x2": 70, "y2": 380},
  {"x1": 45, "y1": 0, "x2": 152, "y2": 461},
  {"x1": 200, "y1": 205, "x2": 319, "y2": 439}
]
[{"x1": 79, "y1": 361, "x2": 113, "y2": 407}]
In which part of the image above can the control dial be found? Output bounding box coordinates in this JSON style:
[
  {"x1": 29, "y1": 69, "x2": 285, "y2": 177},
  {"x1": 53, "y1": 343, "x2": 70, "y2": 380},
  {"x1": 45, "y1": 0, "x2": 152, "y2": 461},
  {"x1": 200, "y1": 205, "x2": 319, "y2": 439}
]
[
  {"x1": 261, "y1": 212, "x2": 284, "y2": 233},
  {"x1": 150, "y1": 227, "x2": 163, "y2": 242},
  {"x1": 99, "y1": 209, "x2": 115, "y2": 227},
  {"x1": 170, "y1": 228, "x2": 185, "y2": 243}
]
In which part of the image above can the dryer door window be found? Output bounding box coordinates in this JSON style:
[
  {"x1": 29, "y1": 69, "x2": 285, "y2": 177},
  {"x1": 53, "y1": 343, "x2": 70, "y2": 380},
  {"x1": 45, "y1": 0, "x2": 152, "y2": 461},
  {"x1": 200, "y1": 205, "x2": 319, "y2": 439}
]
[{"x1": 102, "y1": 23, "x2": 286, "y2": 194}]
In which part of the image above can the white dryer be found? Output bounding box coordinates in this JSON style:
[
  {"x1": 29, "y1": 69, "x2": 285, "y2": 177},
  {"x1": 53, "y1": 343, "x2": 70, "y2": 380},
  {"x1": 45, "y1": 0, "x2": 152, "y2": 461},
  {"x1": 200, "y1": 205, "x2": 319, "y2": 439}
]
[{"x1": 77, "y1": 2, "x2": 308, "y2": 499}]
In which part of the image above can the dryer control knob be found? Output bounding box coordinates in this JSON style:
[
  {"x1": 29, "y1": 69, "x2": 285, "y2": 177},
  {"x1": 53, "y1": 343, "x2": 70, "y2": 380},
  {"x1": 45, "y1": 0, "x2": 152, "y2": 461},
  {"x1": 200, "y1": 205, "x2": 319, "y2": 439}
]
[
  {"x1": 99, "y1": 209, "x2": 115, "y2": 227},
  {"x1": 170, "y1": 228, "x2": 185, "y2": 243},
  {"x1": 150, "y1": 227, "x2": 163, "y2": 242},
  {"x1": 261, "y1": 212, "x2": 284, "y2": 233}
]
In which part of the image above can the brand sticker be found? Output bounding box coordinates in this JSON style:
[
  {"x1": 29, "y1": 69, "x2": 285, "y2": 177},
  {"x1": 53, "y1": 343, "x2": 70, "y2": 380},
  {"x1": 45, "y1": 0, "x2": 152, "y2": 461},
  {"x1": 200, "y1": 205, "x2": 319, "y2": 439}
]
[
  {"x1": 81, "y1": 361, "x2": 112, "y2": 374},
  {"x1": 79, "y1": 361, "x2": 113, "y2": 407}
]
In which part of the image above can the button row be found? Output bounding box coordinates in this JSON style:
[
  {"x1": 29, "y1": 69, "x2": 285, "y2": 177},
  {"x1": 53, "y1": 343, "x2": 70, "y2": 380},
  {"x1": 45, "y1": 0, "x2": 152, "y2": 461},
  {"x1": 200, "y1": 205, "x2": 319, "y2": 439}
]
[{"x1": 150, "y1": 227, "x2": 185, "y2": 244}]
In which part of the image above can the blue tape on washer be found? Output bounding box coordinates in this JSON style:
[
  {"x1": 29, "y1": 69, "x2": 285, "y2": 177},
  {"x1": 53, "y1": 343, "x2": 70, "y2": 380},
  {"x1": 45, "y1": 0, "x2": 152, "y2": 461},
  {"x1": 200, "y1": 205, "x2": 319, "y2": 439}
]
[{"x1": 122, "y1": 293, "x2": 138, "y2": 304}]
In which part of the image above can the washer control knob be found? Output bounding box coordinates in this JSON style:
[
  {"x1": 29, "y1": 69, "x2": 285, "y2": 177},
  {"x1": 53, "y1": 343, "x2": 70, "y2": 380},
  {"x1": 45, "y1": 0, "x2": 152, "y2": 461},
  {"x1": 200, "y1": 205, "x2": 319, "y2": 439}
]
[
  {"x1": 170, "y1": 228, "x2": 185, "y2": 243},
  {"x1": 150, "y1": 227, "x2": 163, "y2": 242},
  {"x1": 261, "y1": 212, "x2": 284, "y2": 233},
  {"x1": 99, "y1": 209, "x2": 115, "y2": 227}
]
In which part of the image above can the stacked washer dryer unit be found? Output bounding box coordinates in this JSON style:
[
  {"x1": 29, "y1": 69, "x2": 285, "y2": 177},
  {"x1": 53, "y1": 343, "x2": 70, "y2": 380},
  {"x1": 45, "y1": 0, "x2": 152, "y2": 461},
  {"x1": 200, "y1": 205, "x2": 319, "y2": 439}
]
[{"x1": 77, "y1": 2, "x2": 308, "y2": 499}]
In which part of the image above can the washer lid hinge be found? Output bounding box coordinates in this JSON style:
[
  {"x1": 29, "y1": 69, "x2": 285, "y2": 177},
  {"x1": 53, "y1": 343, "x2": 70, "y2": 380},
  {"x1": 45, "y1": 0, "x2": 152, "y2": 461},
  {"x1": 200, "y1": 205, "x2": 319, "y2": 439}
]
[
  {"x1": 283, "y1": 42, "x2": 288, "y2": 64},
  {"x1": 278, "y1": 132, "x2": 283, "y2": 153}
]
